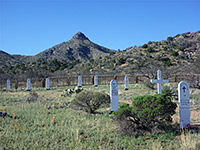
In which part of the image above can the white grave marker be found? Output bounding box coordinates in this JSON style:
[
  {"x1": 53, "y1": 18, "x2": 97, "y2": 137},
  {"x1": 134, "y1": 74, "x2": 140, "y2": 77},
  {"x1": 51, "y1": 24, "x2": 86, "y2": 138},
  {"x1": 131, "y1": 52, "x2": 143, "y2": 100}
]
[
  {"x1": 94, "y1": 75, "x2": 98, "y2": 87},
  {"x1": 46, "y1": 78, "x2": 50, "y2": 90},
  {"x1": 27, "y1": 78, "x2": 31, "y2": 91},
  {"x1": 7, "y1": 79, "x2": 11, "y2": 91},
  {"x1": 78, "y1": 76, "x2": 82, "y2": 87},
  {"x1": 110, "y1": 80, "x2": 119, "y2": 112},
  {"x1": 178, "y1": 81, "x2": 190, "y2": 128},
  {"x1": 150, "y1": 70, "x2": 169, "y2": 94},
  {"x1": 124, "y1": 75, "x2": 129, "y2": 90}
]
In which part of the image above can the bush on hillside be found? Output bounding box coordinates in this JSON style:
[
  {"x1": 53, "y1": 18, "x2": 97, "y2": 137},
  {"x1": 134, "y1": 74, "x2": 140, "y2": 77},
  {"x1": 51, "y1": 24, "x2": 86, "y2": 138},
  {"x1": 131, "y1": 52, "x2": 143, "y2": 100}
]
[
  {"x1": 161, "y1": 58, "x2": 171, "y2": 67},
  {"x1": 118, "y1": 58, "x2": 126, "y2": 65},
  {"x1": 142, "y1": 44, "x2": 148, "y2": 48},
  {"x1": 113, "y1": 94, "x2": 177, "y2": 137},
  {"x1": 70, "y1": 90, "x2": 110, "y2": 113},
  {"x1": 171, "y1": 51, "x2": 179, "y2": 56},
  {"x1": 167, "y1": 36, "x2": 173, "y2": 41},
  {"x1": 146, "y1": 47, "x2": 154, "y2": 53}
]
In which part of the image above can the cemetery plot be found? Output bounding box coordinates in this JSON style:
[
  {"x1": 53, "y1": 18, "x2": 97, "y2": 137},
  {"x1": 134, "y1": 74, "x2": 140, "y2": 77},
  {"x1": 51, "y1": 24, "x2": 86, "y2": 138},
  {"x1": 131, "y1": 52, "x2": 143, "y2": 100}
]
[{"x1": 0, "y1": 83, "x2": 199, "y2": 149}]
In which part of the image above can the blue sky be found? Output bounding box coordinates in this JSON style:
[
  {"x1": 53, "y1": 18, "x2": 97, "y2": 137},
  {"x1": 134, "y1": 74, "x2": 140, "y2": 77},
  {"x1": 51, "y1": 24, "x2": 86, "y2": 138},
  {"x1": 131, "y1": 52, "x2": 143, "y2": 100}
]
[{"x1": 0, "y1": 0, "x2": 199, "y2": 56}]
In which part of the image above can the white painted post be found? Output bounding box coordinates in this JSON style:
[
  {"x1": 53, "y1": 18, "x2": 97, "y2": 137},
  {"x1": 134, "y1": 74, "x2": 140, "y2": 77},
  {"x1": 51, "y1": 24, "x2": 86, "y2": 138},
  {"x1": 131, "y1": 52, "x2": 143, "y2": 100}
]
[
  {"x1": 110, "y1": 80, "x2": 119, "y2": 112},
  {"x1": 27, "y1": 78, "x2": 31, "y2": 91},
  {"x1": 7, "y1": 79, "x2": 11, "y2": 91},
  {"x1": 94, "y1": 75, "x2": 98, "y2": 87},
  {"x1": 178, "y1": 81, "x2": 190, "y2": 128},
  {"x1": 78, "y1": 76, "x2": 82, "y2": 87},
  {"x1": 46, "y1": 78, "x2": 50, "y2": 90},
  {"x1": 124, "y1": 75, "x2": 129, "y2": 90},
  {"x1": 150, "y1": 70, "x2": 169, "y2": 94}
]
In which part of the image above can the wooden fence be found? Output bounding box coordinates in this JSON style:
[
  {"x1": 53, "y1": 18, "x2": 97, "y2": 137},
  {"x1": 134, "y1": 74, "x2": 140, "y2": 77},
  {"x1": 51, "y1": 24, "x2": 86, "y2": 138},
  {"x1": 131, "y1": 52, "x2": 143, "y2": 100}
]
[{"x1": 0, "y1": 74, "x2": 200, "y2": 90}]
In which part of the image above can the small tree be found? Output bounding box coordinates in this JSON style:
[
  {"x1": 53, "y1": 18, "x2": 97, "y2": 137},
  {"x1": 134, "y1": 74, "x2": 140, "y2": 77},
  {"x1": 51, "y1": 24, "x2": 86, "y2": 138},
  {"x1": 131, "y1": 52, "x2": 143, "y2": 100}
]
[
  {"x1": 70, "y1": 90, "x2": 110, "y2": 113},
  {"x1": 113, "y1": 94, "x2": 177, "y2": 137}
]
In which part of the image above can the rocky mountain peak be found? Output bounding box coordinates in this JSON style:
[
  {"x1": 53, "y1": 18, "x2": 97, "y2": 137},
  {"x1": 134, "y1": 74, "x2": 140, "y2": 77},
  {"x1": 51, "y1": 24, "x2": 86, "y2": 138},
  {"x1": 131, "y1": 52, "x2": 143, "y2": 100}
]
[{"x1": 72, "y1": 32, "x2": 89, "y2": 40}]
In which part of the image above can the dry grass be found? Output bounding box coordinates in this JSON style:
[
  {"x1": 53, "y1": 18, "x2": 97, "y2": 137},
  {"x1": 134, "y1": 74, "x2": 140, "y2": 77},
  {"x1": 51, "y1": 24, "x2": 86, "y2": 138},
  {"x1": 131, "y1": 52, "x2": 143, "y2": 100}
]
[{"x1": 0, "y1": 84, "x2": 199, "y2": 149}]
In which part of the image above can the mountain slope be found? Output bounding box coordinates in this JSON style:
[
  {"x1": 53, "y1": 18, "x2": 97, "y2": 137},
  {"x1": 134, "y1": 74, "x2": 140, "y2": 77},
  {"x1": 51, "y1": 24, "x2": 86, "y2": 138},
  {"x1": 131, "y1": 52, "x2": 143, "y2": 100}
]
[
  {"x1": 31, "y1": 32, "x2": 112, "y2": 62},
  {"x1": 66, "y1": 31, "x2": 200, "y2": 75},
  {"x1": 0, "y1": 31, "x2": 199, "y2": 79},
  {"x1": 0, "y1": 50, "x2": 27, "y2": 70}
]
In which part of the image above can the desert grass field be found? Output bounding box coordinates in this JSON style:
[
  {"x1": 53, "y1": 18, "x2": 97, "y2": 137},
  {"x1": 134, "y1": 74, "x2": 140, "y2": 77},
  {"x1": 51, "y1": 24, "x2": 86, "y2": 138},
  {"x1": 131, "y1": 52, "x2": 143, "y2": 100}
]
[{"x1": 0, "y1": 83, "x2": 200, "y2": 149}]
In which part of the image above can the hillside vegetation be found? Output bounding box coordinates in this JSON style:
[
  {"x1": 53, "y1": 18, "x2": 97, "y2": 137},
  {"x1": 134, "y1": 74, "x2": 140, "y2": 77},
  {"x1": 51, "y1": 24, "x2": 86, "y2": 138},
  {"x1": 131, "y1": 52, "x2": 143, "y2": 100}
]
[{"x1": 0, "y1": 31, "x2": 200, "y2": 80}]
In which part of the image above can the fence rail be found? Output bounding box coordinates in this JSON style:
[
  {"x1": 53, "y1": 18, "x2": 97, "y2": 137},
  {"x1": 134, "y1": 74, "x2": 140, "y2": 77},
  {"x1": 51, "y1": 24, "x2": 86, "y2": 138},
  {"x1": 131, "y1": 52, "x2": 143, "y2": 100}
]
[{"x1": 1, "y1": 74, "x2": 200, "y2": 90}]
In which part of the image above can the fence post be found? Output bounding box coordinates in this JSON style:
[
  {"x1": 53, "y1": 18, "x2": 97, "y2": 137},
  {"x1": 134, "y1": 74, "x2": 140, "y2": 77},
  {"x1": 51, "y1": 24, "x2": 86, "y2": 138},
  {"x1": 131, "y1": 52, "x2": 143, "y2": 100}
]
[
  {"x1": 41, "y1": 78, "x2": 45, "y2": 88},
  {"x1": 15, "y1": 80, "x2": 18, "y2": 90},
  {"x1": 114, "y1": 75, "x2": 117, "y2": 80},
  {"x1": 175, "y1": 75, "x2": 177, "y2": 82},
  {"x1": 136, "y1": 76, "x2": 138, "y2": 83}
]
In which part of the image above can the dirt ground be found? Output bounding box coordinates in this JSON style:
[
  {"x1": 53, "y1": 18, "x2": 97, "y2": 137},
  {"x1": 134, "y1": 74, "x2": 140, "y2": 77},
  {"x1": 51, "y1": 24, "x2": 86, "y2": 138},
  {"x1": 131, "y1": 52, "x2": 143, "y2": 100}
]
[{"x1": 172, "y1": 106, "x2": 200, "y2": 127}]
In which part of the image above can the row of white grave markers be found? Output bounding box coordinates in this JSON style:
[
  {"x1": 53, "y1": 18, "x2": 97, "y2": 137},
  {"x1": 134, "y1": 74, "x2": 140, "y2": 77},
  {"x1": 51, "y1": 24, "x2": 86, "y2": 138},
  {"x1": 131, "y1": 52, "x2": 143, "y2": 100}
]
[
  {"x1": 6, "y1": 78, "x2": 50, "y2": 91},
  {"x1": 78, "y1": 75, "x2": 99, "y2": 87},
  {"x1": 110, "y1": 70, "x2": 169, "y2": 112},
  {"x1": 6, "y1": 75, "x2": 128, "y2": 91},
  {"x1": 5, "y1": 71, "x2": 191, "y2": 129}
]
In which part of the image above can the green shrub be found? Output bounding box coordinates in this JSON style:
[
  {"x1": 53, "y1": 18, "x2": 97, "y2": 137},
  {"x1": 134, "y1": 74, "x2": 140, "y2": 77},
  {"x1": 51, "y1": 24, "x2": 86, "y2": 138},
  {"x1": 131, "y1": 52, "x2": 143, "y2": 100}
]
[
  {"x1": 110, "y1": 52, "x2": 116, "y2": 55},
  {"x1": 161, "y1": 58, "x2": 171, "y2": 67},
  {"x1": 171, "y1": 51, "x2": 179, "y2": 56},
  {"x1": 90, "y1": 59, "x2": 94, "y2": 63},
  {"x1": 167, "y1": 36, "x2": 173, "y2": 41},
  {"x1": 70, "y1": 90, "x2": 110, "y2": 113},
  {"x1": 113, "y1": 94, "x2": 177, "y2": 137},
  {"x1": 162, "y1": 46, "x2": 168, "y2": 51},
  {"x1": 118, "y1": 58, "x2": 126, "y2": 65},
  {"x1": 26, "y1": 92, "x2": 39, "y2": 103},
  {"x1": 142, "y1": 44, "x2": 148, "y2": 48},
  {"x1": 146, "y1": 47, "x2": 154, "y2": 53}
]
